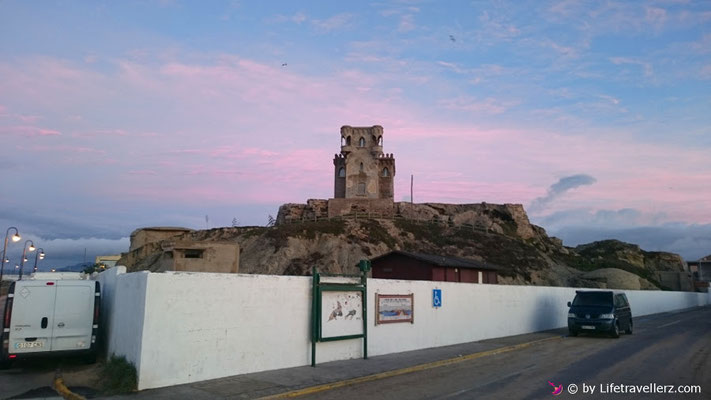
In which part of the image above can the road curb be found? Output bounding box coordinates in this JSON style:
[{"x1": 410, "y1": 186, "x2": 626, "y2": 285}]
[{"x1": 260, "y1": 335, "x2": 564, "y2": 399}]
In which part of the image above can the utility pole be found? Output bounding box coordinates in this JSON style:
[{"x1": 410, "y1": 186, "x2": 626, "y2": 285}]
[{"x1": 410, "y1": 174, "x2": 414, "y2": 204}]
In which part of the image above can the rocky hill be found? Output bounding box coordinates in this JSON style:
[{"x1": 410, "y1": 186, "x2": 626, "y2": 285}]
[{"x1": 119, "y1": 202, "x2": 687, "y2": 291}]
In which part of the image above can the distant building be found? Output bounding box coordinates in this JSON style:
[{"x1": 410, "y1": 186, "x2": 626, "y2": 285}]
[
  {"x1": 278, "y1": 125, "x2": 398, "y2": 223},
  {"x1": 333, "y1": 125, "x2": 395, "y2": 200},
  {"x1": 122, "y1": 227, "x2": 239, "y2": 273},
  {"x1": 371, "y1": 251, "x2": 499, "y2": 284},
  {"x1": 155, "y1": 241, "x2": 239, "y2": 273},
  {"x1": 688, "y1": 254, "x2": 711, "y2": 292},
  {"x1": 95, "y1": 255, "x2": 121, "y2": 268}
]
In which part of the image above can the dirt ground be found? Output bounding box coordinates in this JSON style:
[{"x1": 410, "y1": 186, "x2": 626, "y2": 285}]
[{"x1": 0, "y1": 356, "x2": 103, "y2": 399}]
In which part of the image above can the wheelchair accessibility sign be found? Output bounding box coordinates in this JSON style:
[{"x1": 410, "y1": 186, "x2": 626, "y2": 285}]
[{"x1": 432, "y1": 289, "x2": 442, "y2": 308}]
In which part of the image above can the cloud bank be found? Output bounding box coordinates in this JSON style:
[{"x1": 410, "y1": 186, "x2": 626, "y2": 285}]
[{"x1": 529, "y1": 174, "x2": 597, "y2": 213}]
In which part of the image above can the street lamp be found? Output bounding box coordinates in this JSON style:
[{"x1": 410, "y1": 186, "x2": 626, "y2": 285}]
[
  {"x1": 18, "y1": 240, "x2": 36, "y2": 280},
  {"x1": 1, "y1": 226, "x2": 21, "y2": 283},
  {"x1": 33, "y1": 248, "x2": 45, "y2": 274}
]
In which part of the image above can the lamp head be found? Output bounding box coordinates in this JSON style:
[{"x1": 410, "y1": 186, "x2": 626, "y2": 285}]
[
  {"x1": 28, "y1": 244, "x2": 36, "y2": 252},
  {"x1": 11, "y1": 233, "x2": 21, "y2": 242}
]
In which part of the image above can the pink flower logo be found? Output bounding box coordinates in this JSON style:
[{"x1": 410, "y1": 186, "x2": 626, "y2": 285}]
[{"x1": 548, "y1": 381, "x2": 563, "y2": 396}]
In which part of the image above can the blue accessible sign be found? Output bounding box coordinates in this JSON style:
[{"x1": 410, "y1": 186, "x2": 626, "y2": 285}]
[{"x1": 432, "y1": 289, "x2": 442, "y2": 308}]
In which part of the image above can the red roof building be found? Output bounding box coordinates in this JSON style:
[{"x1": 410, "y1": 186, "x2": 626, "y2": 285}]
[{"x1": 371, "y1": 251, "x2": 499, "y2": 284}]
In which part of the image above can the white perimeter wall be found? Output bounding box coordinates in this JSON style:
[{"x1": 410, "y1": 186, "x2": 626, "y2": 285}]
[{"x1": 99, "y1": 269, "x2": 711, "y2": 390}]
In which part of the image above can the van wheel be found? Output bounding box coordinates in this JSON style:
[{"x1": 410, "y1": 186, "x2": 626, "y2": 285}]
[
  {"x1": 625, "y1": 320, "x2": 633, "y2": 335},
  {"x1": 611, "y1": 321, "x2": 620, "y2": 338},
  {"x1": 0, "y1": 359, "x2": 12, "y2": 370},
  {"x1": 569, "y1": 329, "x2": 578, "y2": 337},
  {"x1": 83, "y1": 353, "x2": 97, "y2": 364}
]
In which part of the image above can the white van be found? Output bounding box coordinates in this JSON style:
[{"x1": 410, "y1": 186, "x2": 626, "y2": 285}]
[{"x1": 1, "y1": 279, "x2": 100, "y2": 367}]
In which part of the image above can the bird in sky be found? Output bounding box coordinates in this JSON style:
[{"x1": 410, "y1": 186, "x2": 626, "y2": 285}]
[
  {"x1": 449, "y1": 35, "x2": 456, "y2": 42},
  {"x1": 281, "y1": 63, "x2": 287, "y2": 67}
]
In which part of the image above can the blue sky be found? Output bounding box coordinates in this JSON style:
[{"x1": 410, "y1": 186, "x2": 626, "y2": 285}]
[{"x1": 1, "y1": 0, "x2": 710, "y2": 268}]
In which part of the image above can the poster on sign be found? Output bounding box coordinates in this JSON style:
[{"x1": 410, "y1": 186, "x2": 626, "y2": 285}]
[
  {"x1": 321, "y1": 291, "x2": 363, "y2": 338},
  {"x1": 376, "y1": 294, "x2": 414, "y2": 324}
]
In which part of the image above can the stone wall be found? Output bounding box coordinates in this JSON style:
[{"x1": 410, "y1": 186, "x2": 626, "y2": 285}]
[
  {"x1": 275, "y1": 200, "x2": 540, "y2": 243},
  {"x1": 327, "y1": 198, "x2": 396, "y2": 218}
]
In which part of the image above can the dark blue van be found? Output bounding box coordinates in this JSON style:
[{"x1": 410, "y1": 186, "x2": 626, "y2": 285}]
[{"x1": 567, "y1": 290, "x2": 632, "y2": 338}]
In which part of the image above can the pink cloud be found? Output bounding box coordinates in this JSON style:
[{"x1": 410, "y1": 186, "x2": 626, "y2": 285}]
[
  {"x1": 0, "y1": 125, "x2": 60, "y2": 136},
  {"x1": 1, "y1": 54, "x2": 709, "y2": 225}
]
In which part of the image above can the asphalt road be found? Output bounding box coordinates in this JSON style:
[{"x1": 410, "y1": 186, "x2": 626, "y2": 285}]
[{"x1": 303, "y1": 307, "x2": 711, "y2": 400}]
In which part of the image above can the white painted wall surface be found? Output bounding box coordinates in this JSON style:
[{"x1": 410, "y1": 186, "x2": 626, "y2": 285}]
[
  {"x1": 95, "y1": 267, "x2": 126, "y2": 354},
  {"x1": 102, "y1": 272, "x2": 710, "y2": 390},
  {"x1": 103, "y1": 271, "x2": 149, "y2": 374}
]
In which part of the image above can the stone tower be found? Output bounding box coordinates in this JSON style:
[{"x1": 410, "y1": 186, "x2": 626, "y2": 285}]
[{"x1": 333, "y1": 125, "x2": 395, "y2": 199}]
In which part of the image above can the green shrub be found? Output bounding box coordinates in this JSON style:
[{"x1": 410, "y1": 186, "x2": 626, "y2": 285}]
[{"x1": 100, "y1": 355, "x2": 137, "y2": 395}]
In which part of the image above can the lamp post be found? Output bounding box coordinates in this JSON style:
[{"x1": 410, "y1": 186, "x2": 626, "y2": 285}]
[
  {"x1": 18, "y1": 240, "x2": 36, "y2": 280},
  {"x1": 1, "y1": 227, "x2": 21, "y2": 283},
  {"x1": 33, "y1": 248, "x2": 45, "y2": 274}
]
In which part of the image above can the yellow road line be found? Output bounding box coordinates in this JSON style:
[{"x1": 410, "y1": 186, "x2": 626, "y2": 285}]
[
  {"x1": 260, "y1": 335, "x2": 563, "y2": 399},
  {"x1": 54, "y1": 376, "x2": 87, "y2": 400}
]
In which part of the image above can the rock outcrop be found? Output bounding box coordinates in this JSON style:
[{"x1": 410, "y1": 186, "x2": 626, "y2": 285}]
[{"x1": 120, "y1": 203, "x2": 688, "y2": 291}]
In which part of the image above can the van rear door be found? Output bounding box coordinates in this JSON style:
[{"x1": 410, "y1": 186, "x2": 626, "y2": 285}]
[
  {"x1": 50, "y1": 281, "x2": 94, "y2": 352},
  {"x1": 9, "y1": 281, "x2": 56, "y2": 354}
]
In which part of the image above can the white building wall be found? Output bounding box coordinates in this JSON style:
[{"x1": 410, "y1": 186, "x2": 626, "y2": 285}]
[
  {"x1": 95, "y1": 266, "x2": 125, "y2": 353},
  {"x1": 101, "y1": 271, "x2": 711, "y2": 390},
  {"x1": 97, "y1": 269, "x2": 149, "y2": 374}
]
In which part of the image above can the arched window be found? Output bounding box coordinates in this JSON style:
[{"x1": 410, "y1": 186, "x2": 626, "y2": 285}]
[
  {"x1": 382, "y1": 167, "x2": 389, "y2": 177},
  {"x1": 341, "y1": 137, "x2": 346, "y2": 146},
  {"x1": 359, "y1": 162, "x2": 364, "y2": 172},
  {"x1": 338, "y1": 167, "x2": 345, "y2": 177},
  {"x1": 378, "y1": 136, "x2": 383, "y2": 145},
  {"x1": 358, "y1": 137, "x2": 365, "y2": 147},
  {"x1": 346, "y1": 136, "x2": 351, "y2": 146}
]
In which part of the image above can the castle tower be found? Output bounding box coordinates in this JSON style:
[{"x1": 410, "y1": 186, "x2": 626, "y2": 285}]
[{"x1": 333, "y1": 125, "x2": 395, "y2": 199}]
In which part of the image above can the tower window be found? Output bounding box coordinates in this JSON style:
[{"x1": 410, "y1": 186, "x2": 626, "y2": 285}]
[
  {"x1": 346, "y1": 136, "x2": 351, "y2": 146},
  {"x1": 378, "y1": 136, "x2": 383, "y2": 145},
  {"x1": 382, "y1": 167, "x2": 389, "y2": 177},
  {"x1": 341, "y1": 137, "x2": 346, "y2": 146},
  {"x1": 359, "y1": 162, "x2": 364, "y2": 172},
  {"x1": 358, "y1": 137, "x2": 365, "y2": 147},
  {"x1": 338, "y1": 167, "x2": 345, "y2": 177}
]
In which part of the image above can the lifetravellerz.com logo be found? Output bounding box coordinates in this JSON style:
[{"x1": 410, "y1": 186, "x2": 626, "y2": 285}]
[{"x1": 548, "y1": 381, "x2": 564, "y2": 396}]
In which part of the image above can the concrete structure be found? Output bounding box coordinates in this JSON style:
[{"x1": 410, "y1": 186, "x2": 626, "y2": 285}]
[
  {"x1": 95, "y1": 255, "x2": 121, "y2": 268},
  {"x1": 129, "y1": 227, "x2": 193, "y2": 252},
  {"x1": 688, "y1": 254, "x2": 711, "y2": 292},
  {"x1": 371, "y1": 251, "x2": 499, "y2": 284},
  {"x1": 333, "y1": 125, "x2": 395, "y2": 200},
  {"x1": 655, "y1": 270, "x2": 693, "y2": 292},
  {"x1": 154, "y1": 241, "x2": 239, "y2": 273},
  {"x1": 97, "y1": 269, "x2": 710, "y2": 390}
]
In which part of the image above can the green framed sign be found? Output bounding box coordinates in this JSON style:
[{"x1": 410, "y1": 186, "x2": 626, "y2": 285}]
[{"x1": 311, "y1": 264, "x2": 369, "y2": 366}]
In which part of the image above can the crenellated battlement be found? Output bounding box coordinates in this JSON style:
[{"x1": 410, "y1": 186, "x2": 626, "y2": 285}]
[{"x1": 333, "y1": 124, "x2": 395, "y2": 200}]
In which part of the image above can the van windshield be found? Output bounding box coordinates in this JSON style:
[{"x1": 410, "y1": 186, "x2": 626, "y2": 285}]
[{"x1": 572, "y1": 292, "x2": 613, "y2": 307}]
